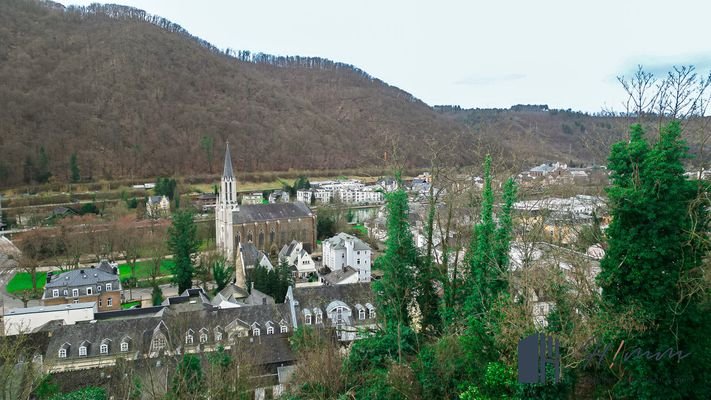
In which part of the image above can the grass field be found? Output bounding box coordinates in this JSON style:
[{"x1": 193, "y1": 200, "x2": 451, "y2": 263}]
[
  {"x1": 118, "y1": 259, "x2": 174, "y2": 280},
  {"x1": 6, "y1": 273, "x2": 46, "y2": 294},
  {"x1": 121, "y1": 300, "x2": 141, "y2": 309}
]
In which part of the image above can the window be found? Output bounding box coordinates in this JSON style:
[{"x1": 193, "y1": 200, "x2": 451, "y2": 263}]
[
  {"x1": 200, "y1": 334, "x2": 207, "y2": 343},
  {"x1": 98, "y1": 298, "x2": 102, "y2": 307},
  {"x1": 359, "y1": 309, "x2": 365, "y2": 320},
  {"x1": 58, "y1": 349, "x2": 67, "y2": 358},
  {"x1": 100, "y1": 344, "x2": 108, "y2": 354},
  {"x1": 357, "y1": 259, "x2": 361, "y2": 265},
  {"x1": 79, "y1": 346, "x2": 87, "y2": 356},
  {"x1": 106, "y1": 283, "x2": 112, "y2": 291},
  {"x1": 107, "y1": 298, "x2": 113, "y2": 307},
  {"x1": 186, "y1": 334, "x2": 193, "y2": 345},
  {"x1": 97, "y1": 285, "x2": 101, "y2": 292},
  {"x1": 305, "y1": 314, "x2": 312, "y2": 325},
  {"x1": 253, "y1": 328, "x2": 260, "y2": 336},
  {"x1": 86, "y1": 287, "x2": 93, "y2": 295},
  {"x1": 357, "y1": 251, "x2": 360, "y2": 255},
  {"x1": 215, "y1": 332, "x2": 222, "y2": 341},
  {"x1": 72, "y1": 289, "x2": 79, "y2": 297},
  {"x1": 369, "y1": 309, "x2": 376, "y2": 319},
  {"x1": 280, "y1": 325, "x2": 288, "y2": 333},
  {"x1": 63, "y1": 289, "x2": 68, "y2": 296},
  {"x1": 267, "y1": 326, "x2": 274, "y2": 335},
  {"x1": 120, "y1": 342, "x2": 129, "y2": 352},
  {"x1": 315, "y1": 313, "x2": 322, "y2": 324},
  {"x1": 152, "y1": 336, "x2": 166, "y2": 351},
  {"x1": 342, "y1": 254, "x2": 345, "y2": 258},
  {"x1": 52, "y1": 289, "x2": 59, "y2": 297}
]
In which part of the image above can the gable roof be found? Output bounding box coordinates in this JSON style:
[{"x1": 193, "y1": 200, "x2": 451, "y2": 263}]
[
  {"x1": 322, "y1": 266, "x2": 358, "y2": 285},
  {"x1": 233, "y1": 202, "x2": 312, "y2": 225},
  {"x1": 240, "y1": 242, "x2": 262, "y2": 267},
  {"x1": 293, "y1": 283, "x2": 374, "y2": 312},
  {"x1": 324, "y1": 232, "x2": 371, "y2": 251}
]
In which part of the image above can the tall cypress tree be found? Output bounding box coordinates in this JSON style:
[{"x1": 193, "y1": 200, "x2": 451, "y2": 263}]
[
  {"x1": 168, "y1": 210, "x2": 199, "y2": 293},
  {"x1": 69, "y1": 152, "x2": 80, "y2": 183},
  {"x1": 597, "y1": 121, "x2": 710, "y2": 398}
]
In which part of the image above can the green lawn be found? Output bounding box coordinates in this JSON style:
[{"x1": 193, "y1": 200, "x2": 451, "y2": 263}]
[
  {"x1": 352, "y1": 224, "x2": 368, "y2": 236},
  {"x1": 118, "y1": 259, "x2": 175, "y2": 280},
  {"x1": 121, "y1": 300, "x2": 141, "y2": 309},
  {"x1": 7, "y1": 273, "x2": 46, "y2": 294}
]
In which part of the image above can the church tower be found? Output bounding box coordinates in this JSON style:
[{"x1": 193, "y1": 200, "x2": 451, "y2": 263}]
[{"x1": 215, "y1": 142, "x2": 239, "y2": 262}]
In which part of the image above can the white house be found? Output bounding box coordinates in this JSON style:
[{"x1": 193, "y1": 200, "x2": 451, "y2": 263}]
[
  {"x1": 4, "y1": 302, "x2": 96, "y2": 336},
  {"x1": 241, "y1": 192, "x2": 263, "y2": 205},
  {"x1": 269, "y1": 190, "x2": 290, "y2": 203},
  {"x1": 278, "y1": 241, "x2": 317, "y2": 279},
  {"x1": 322, "y1": 233, "x2": 372, "y2": 282},
  {"x1": 146, "y1": 195, "x2": 170, "y2": 218}
]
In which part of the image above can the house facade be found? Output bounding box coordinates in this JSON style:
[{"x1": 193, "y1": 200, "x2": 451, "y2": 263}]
[
  {"x1": 278, "y1": 240, "x2": 317, "y2": 279},
  {"x1": 146, "y1": 195, "x2": 170, "y2": 218},
  {"x1": 322, "y1": 233, "x2": 372, "y2": 282},
  {"x1": 42, "y1": 260, "x2": 122, "y2": 312}
]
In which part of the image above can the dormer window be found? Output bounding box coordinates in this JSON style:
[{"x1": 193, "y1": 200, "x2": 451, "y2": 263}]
[
  {"x1": 359, "y1": 309, "x2": 365, "y2": 320},
  {"x1": 152, "y1": 336, "x2": 166, "y2": 351},
  {"x1": 86, "y1": 287, "x2": 93, "y2": 295},
  {"x1": 267, "y1": 326, "x2": 274, "y2": 335},
  {"x1": 63, "y1": 289, "x2": 68, "y2": 296},
  {"x1": 97, "y1": 285, "x2": 101, "y2": 292},
  {"x1": 315, "y1": 312, "x2": 322, "y2": 324},
  {"x1": 280, "y1": 324, "x2": 288, "y2": 333},
  {"x1": 186, "y1": 334, "x2": 193, "y2": 345},
  {"x1": 253, "y1": 328, "x2": 260, "y2": 336},
  {"x1": 52, "y1": 289, "x2": 59, "y2": 297},
  {"x1": 72, "y1": 289, "x2": 79, "y2": 297},
  {"x1": 58, "y1": 349, "x2": 67, "y2": 358},
  {"x1": 100, "y1": 344, "x2": 108, "y2": 354},
  {"x1": 121, "y1": 342, "x2": 129, "y2": 352},
  {"x1": 106, "y1": 283, "x2": 112, "y2": 291},
  {"x1": 369, "y1": 309, "x2": 376, "y2": 319},
  {"x1": 305, "y1": 314, "x2": 312, "y2": 325},
  {"x1": 200, "y1": 333, "x2": 208, "y2": 343},
  {"x1": 79, "y1": 346, "x2": 87, "y2": 356},
  {"x1": 215, "y1": 331, "x2": 223, "y2": 341}
]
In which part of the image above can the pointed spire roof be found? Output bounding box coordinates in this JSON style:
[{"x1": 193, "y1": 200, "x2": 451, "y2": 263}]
[{"x1": 223, "y1": 141, "x2": 234, "y2": 178}]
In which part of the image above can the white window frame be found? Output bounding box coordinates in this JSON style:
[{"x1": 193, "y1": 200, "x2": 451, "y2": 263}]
[
  {"x1": 106, "y1": 283, "x2": 112, "y2": 291},
  {"x1": 79, "y1": 346, "x2": 87, "y2": 356},
  {"x1": 120, "y1": 342, "x2": 129, "y2": 352},
  {"x1": 97, "y1": 285, "x2": 101, "y2": 292},
  {"x1": 280, "y1": 324, "x2": 288, "y2": 333},
  {"x1": 72, "y1": 289, "x2": 79, "y2": 297},
  {"x1": 152, "y1": 336, "x2": 166, "y2": 351},
  {"x1": 100, "y1": 344, "x2": 108, "y2": 354},
  {"x1": 200, "y1": 334, "x2": 207, "y2": 343},
  {"x1": 305, "y1": 314, "x2": 312, "y2": 325},
  {"x1": 186, "y1": 335, "x2": 193, "y2": 345},
  {"x1": 52, "y1": 289, "x2": 59, "y2": 297},
  {"x1": 86, "y1": 287, "x2": 93, "y2": 295},
  {"x1": 58, "y1": 349, "x2": 67, "y2": 358},
  {"x1": 369, "y1": 309, "x2": 376, "y2": 319},
  {"x1": 253, "y1": 328, "x2": 260, "y2": 336},
  {"x1": 267, "y1": 326, "x2": 274, "y2": 335},
  {"x1": 315, "y1": 313, "x2": 322, "y2": 324},
  {"x1": 359, "y1": 309, "x2": 365, "y2": 320},
  {"x1": 107, "y1": 298, "x2": 112, "y2": 307},
  {"x1": 63, "y1": 289, "x2": 68, "y2": 296},
  {"x1": 215, "y1": 332, "x2": 222, "y2": 341}
]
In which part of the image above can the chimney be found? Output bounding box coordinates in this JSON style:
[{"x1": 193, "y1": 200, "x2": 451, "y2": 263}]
[
  {"x1": 112, "y1": 266, "x2": 118, "y2": 275},
  {"x1": 46, "y1": 272, "x2": 52, "y2": 284}
]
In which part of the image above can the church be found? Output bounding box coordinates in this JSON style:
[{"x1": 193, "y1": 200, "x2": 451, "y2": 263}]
[{"x1": 215, "y1": 143, "x2": 317, "y2": 278}]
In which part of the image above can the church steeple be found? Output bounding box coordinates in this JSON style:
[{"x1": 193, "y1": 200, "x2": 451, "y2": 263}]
[{"x1": 223, "y1": 141, "x2": 234, "y2": 179}]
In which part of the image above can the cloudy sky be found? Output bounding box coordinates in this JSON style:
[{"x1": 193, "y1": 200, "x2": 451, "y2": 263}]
[{"x1": 58, "y1": 0, "x2": 711, "y2": 112}]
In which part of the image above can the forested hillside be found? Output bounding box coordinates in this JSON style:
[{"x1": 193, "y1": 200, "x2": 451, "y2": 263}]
[{"x1": 0, "y1": 0, "x2": 652, "y2": 188}]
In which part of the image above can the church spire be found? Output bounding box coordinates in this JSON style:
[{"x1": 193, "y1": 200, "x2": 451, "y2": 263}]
[{"x1": 223, "y1": 141, "x2": 234, "y2": 178}]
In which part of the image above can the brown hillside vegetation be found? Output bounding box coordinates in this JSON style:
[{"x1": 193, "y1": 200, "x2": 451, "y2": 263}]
[{"x1": 0, "y1": 0, "x2": 662, "y2": 189}]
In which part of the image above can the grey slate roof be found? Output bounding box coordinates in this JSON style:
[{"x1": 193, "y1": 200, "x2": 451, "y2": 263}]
[
  {"x1": 44, "y1": 264, "x2": 120, "y2": 298},
  {"x1": 233, "y1": 202, "x2": 312, "y2": 224},
  {"x1": 223, "y1": 142, "x2": 234, "y2": 178},
  {"x1": 292, "y1": 282, "x2": 375, "y2": 328},
  {"x1": 322, "y1": 266, "x2": 358, "y2": 285},
  {"x1": 240, "y1": 242, "x2": 261, "y2": 267},
  {"x1": 324, "y1": 232, "x2": 371, "y2": 251},
  {"x1": 46, "y1": 303, "x2": 293, "y2": 361},
  {"x1": 4, "y1": 302, "x2": 95, "y2": 316},
  {"x1": 147, "y1": 196, "x2": 164, "y2": 204}
]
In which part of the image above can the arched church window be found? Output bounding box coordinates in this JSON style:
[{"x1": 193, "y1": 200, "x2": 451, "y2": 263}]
[
  {"x1": 280, "y1": 231, "x2": 286, "y2": 244},
  {"x1": 258, "y1": 232, "x2": 265, "y2": 249},
  {"x1": 269, "y1": 229, "x2": 275, "y2": 244},
  {"x1": 247, "y1": 232, "x2": 253, "y2": 243}
]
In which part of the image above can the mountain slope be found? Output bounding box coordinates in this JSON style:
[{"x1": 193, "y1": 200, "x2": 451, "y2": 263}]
[{"x1": 0, "y1": 0, "x2": 473, "y2": 186}]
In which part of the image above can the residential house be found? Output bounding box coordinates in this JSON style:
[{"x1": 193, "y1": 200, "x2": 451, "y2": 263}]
[
  {"x1": 278, "y1": 240, "x2": 317, "y2": 280},
  {"x1": 42, "y1": 260, "x2": 122, "y2": 312},
  {"x1": 241, "y1": 193, "x2": 264, "y2": 205},
  {"x1": 322, "y1": 233, "x2": 372, "y2": 282},
  {"x1": 321, "y1": 266, "x2": 359, "y2": 286},
  {"x1": 146, "y1": 195, "x2": 170, "y2": 218},
  {"x1": 269, "y1": 190, "x2": 290, "y2": 204},
  {"x1": 286, "y1": 282, "x2": 377, "y2": 341}
]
